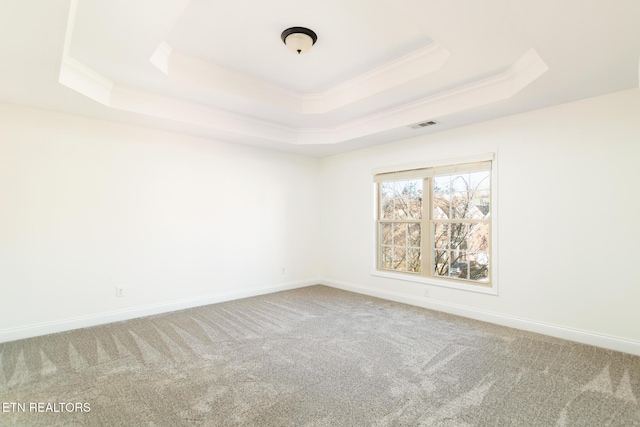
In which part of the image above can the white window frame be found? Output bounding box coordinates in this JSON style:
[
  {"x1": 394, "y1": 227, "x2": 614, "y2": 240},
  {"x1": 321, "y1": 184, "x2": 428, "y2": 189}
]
[{"x1": 371, "y1": 153, "x2": 498, "y2": 295}]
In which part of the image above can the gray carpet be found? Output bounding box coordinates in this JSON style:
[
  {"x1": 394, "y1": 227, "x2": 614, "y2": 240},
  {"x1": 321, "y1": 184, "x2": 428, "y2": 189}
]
[{"x1": 1, "y1": 285, "x2": 639, "y2": 426}]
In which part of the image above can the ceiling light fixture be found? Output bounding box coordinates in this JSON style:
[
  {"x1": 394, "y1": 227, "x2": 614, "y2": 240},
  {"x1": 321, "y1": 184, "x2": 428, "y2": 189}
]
[{"x1": 281, "y1": 27, "x2": 317, "y2": 55}]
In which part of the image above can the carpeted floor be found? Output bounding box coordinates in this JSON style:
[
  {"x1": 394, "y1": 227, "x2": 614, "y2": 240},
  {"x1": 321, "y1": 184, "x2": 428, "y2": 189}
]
[{"x1": 1, "y1": 285, "x2": 639, "y2": 426}]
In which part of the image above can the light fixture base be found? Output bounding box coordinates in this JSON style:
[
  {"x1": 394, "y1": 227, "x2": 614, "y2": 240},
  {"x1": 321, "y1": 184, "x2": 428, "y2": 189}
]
[{"x1": 281, "y1": 27, "x2": 318, "y2": 54}]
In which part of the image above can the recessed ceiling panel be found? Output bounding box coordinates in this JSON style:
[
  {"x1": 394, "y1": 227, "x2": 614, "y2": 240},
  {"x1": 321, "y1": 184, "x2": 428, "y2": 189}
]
[
  {"x1": 164, "y1": 0, "x2": 433, "y2": 93},
  {"x1": 2, "y1": 0, "x2": 639, "y2": 157}
]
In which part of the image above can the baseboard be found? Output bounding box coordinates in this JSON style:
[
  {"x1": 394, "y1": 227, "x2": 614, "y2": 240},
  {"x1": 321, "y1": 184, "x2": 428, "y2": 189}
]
[
  {"x1": 0, "y1": 278, "x2": 320, "y2": 344},
  {"x1": 319, "y1": 277, "x2": 640, "y2": 356},
  {"x1": 6, "y1": 277, "x2": 638, "y2": 356}
]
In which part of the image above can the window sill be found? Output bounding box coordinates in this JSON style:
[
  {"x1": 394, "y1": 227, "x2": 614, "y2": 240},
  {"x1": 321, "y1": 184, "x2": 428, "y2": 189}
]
[{"x1": 371, "y1": 270, "x2": 498, "y2": 295}]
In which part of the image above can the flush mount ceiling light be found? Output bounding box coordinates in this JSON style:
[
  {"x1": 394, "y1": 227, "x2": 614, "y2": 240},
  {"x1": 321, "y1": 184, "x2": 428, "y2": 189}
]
[{"x1": 281, "y1": 27, "x2": 317, "y2": 55}]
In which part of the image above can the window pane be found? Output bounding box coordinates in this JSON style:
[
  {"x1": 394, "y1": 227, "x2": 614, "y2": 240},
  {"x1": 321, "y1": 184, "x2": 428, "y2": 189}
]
[
  {"x1": 434, "y1": 176, "x2": 450, "y2": 193},
  {"x1": 472, "y1": 190, "x2": 490, "y2": 218},
  {"x1": 380, "y1": 182, "x2": 394, "y2": 219},
  {"x1": 449, "y1": 249, "x2": 465, "y2": 267},
  {"x1": 469, "y1": 171, "x2": 490, "y2": 191},
  {"x1": 468, "y1": 253, "x2": 489, "y2": 282},
  {"x1": 451, "y1": 192, "x2": 471, "y2": 219},
  {"x1": 380, "y1": 180, "x2": 422, "y2": 220},
  {"x1": 381, "y1": 196, "x2": 394, "y2": 220},
  {"x1": 393, "y1": 247, "x2": 406, "y2": 270},
  {"x1": 408, "y1": 223, "x2": 421, "y2": 247},
  {"x1": 381, "y1": 223, "x2": 392, "y2": 245},
  {"x1": 449, "y1": 223, "x2": 468, "y2": 250},
  {"x1": 380, "y1": 246, "x2": 392, "y2": 269},
  {"x1": 445, "y1": 172, "x2": 491, "y2": 219},
  {"x1": 406, "y1": 187, "x2": 422, "y2": 220},
  {"x1": 451, "y1": 174, "x2": 470, "y2": 192},
  {"x1": 467, "y1": 223, "x2": 490, "y2": 252},
  {"x1": 407, "y1": 248, "x2": 421, "y2": 273},
  {"x1": 433, "y1": 250, "x2": 449, "y2": 277},
  {"x1": 433, "y1": 176, "x2": 450, "y2": 219},
  {"x1": 393, "y1": 223, "x2": 407, "y2": 245},
  {"x1": 449, "y1": 257, "x2": 468, "y2": 280},
  {"x1": 433, "y1": 223, "x2": 449, "y2": 249}
]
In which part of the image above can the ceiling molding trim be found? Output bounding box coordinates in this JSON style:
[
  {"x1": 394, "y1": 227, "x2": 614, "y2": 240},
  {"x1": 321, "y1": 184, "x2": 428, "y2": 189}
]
[
  {"x1": 165, "y1": 48, "x2": 303, "y2": 112},
  {"x1": 151, "y1": 42, "x2": 449, "y2": 114},
  {"x1": 292, "y1": 49, "x2": 550, "y2": 145},
  {"x1": 58, "y1": 49, "x2": 546, "y2": 146},
  {"x1": 58, "y1": 0, "x2": 113, "y2": 106},
  {"x1": 109, "y1": 85, "x2": 299, "y2": 144},
  {"x1": 58, "y1": 1, "x2": 547, "y2": 149},
  {"x1": 59, "y1": 56, "x2": 114, "y2": 106},
  {"x1": 301, "y1": 43, "x2": 450, "y2": 113},
  {"x1": 149, "y1": 40, "x2": 172, "y2": 76},
  {"x1": 57, "y1": 2, "x2": 291, "y2": 143}
]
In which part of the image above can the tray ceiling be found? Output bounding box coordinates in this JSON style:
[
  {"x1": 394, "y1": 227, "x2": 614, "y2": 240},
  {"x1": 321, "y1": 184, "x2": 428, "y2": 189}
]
[{"x1": 1, "y1": 0, "x2": 639, "y2": 156}]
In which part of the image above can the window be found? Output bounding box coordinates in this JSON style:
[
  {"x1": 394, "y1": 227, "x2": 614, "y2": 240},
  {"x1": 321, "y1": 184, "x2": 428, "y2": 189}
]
[{"x1": 374, "y1": 158, "x2": 493, "y2": 288}]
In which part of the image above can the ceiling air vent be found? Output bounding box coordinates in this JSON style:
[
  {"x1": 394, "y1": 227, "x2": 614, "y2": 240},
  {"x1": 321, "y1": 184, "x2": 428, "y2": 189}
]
[{"x1": 410, "y1": 120, "x2": 439, "y2": 130}]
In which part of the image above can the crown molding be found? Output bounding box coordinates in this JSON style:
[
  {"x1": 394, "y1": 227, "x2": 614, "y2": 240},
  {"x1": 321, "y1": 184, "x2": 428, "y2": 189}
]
[
  {"x1": 148, "y1": 40, "x2": 172, "y2": 76},
  {"x1": 164, "y1": 47, "x2": 303, "y2": 112},
  {"x1": 58, "y1": 49, "x2": 547, "y2": 146},
  {"x1": 58, "y1": 0, "x2": 547, "y2": 147},
  {"x1": 59, "y1": 56, "x2": 114, "y2": 106},
  {"x1": 151, "y1": 41, "x2": 450, "y2": 114},
  {"x1": 58, "y1": 0, "x2": 114, "y2": 106},
  {"x1": 109, "y1": 84, "x2": 299, "y2": 144},
  {"x1": 292, "y1": 49, "x2": 549, "y2": 145},
  {"x1": 301, "y1": 43, "x2": 450, "y2": 113}
]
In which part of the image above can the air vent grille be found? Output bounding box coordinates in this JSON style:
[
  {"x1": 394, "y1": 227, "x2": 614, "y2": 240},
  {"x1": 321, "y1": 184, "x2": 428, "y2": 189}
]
[{"x1": 410, "y1": 120, "x2": 439, "y2": 129}]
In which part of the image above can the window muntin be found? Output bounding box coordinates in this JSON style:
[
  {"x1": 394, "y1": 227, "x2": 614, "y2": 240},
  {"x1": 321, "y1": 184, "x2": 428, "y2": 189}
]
[{"x1": 375, "y1": 162, "x2": 492, "y2": 286}]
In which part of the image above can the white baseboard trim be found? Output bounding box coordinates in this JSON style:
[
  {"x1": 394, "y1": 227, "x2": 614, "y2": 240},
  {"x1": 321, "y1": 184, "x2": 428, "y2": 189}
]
[
  {"x1": 0, "y1": 278, "x2": 320, "y2": 344},
  {"x1": 319, "y1": 277, "x2": 640, "y2": 356},
  {"x1": 5, "y1": 277, "x2": 638, "y2": 356}
]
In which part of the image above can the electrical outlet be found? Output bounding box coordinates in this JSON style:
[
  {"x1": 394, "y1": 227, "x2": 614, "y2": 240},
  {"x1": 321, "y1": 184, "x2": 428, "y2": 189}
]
[
  {"x1": 281, "y1": 267, "x2": 285, "y2": 275},
  {"x1": 424, "y1": 289, "x2": 429, "y2": 298},
  {"x1": 116, "y1": 286, "x2": 125, "y2": 298}
]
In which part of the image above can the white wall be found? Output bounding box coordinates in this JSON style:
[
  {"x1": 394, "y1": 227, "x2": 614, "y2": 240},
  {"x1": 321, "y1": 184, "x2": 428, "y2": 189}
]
[
  {"x1": 0, "y1": 104, "x2": 320, "y2": 338},
  {"x1": 319, "y1": 89, "x2": 640, "y2": 351},
  {"x1": 2, "y1": 90, "x2": 640, "y2": 354}
]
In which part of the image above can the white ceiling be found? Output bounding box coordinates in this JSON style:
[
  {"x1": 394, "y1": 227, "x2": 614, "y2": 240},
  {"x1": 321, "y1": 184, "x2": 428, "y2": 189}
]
[{"x1": 1, "y1": 0, "x2": 639, "y2": 157}]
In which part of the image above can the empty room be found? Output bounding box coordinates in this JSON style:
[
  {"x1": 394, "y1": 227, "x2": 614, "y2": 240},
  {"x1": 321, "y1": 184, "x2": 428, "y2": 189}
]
[{"x1": 1, "y1": 0, "x2": 639, "y2": 425}]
